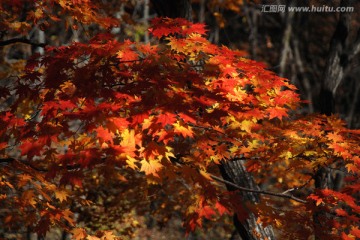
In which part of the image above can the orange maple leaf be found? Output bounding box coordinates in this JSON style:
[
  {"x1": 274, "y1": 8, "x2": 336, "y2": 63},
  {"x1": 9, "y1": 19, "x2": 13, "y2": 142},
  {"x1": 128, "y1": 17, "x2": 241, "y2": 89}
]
[
  {"x1": 345, "y1": 164, "x2": 359, "y2": 173},
  {"x1": 267, "y1": 106, "x2": 288, "y2": 120},
  {"x1": 95, "y1": 126, "x2": 114, "y2": 144},
  {"x1": 62, "y1": 209, "x2": 75, "y2": 226},
  {"x1": 54, "y1": 189, "x2": 68, "y2": 202},
  {"x1": 326, "y1": 132, "x2": 343, "y2": 142},
  {"x1": 117, "y1": 48, "x2": 138, "y2": 62},
  {"x1": 71, "y1": 228, "x2": 87, "y2": 240},
  {"x1": 120, "y1": 129, "x2": 137, "y2": 152},
  {"x1": 307, "y1": 194, "x2": 323, "y2": 206}
]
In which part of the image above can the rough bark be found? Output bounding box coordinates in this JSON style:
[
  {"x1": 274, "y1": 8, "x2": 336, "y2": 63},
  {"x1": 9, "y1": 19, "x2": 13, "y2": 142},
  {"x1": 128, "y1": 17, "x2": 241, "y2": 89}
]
[
  {"x1": 278, "y1": 0, "x2": 296, "y2": 77},
  {"x1": 322, "y1": 1, "x2": 353, "y2": 96},
  {"x1": 220, "y1": 159, "x2": 276, "y2": 240}
]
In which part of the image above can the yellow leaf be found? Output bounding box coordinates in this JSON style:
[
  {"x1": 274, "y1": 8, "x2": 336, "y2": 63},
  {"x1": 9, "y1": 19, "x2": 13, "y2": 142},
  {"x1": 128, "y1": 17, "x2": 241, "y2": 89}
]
[
  {"x1": 248, "y1": 139, "x2": 259, "y2": 149},
  {"x1": 229, "y1": 145, "x2": 238, "y2": 154},
  {"x1": 60, "y1": 80, "x2": 76, "y2": 96},
  {"x1": 304, "y1": 151, "x2": 317, "y2": 156},
  {"x1": 34, "y1": 8, "x2": 44, "y2": 19},
  {"x1": 140, "y1": 159, "x2": 163, "y2": 177},
  {"x1": 126, "y1": 155, "x2": 139, "y2": 170},
  {"x1": 165, "y1": 146, "x2": 175, "y2": 161},
  {"x1": 275, "y1": 219, "x2": 282, "y2": 227},
  {"x1": 240, "y1": 119, "x2": 253, "y2": 133},
  {"x1": 280, "y1": 151, "x2": 292, "y2": 160},
  {"x1": 100, "y1": 231, "x2": 116, "y2": 240},
  {"x1": 142, "y1": 116, "x2": 154, "y2": 130},
  {"x1": 55, "y1": 189, "x2": 68, "y2": 202},
  {"x1": 173, "y1": 121, "x2": 194, "y2": 138},
  {"x1": 120, "y1": 129, "x2": 136, "y2": 152}
]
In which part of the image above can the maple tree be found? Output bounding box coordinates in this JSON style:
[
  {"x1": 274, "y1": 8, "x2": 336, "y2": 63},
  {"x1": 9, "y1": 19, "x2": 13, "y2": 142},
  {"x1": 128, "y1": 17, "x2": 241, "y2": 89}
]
[{"x1": 1, "y1": 1, "x2": 360, "y2": 239}]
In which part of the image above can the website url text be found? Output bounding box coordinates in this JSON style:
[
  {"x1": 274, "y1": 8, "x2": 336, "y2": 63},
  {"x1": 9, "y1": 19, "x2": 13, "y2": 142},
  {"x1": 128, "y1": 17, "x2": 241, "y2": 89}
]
[{"x1": 261, "y1": 5, "x2": 354, "y2": 13}]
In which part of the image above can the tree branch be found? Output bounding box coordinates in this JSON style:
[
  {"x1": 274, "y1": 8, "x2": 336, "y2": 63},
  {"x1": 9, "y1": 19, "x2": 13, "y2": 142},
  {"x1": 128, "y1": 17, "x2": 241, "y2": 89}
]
[
  {"x1": 0, "y1": 157, "x2": 48, "y2": 172},
  {"x1": 1, "y1": 157, "x2": 307, "y2": 204},
  {"x1": 0, "y1": 37, "x2": 46, "y2": 48},
  {"x1": 210, "y1": 173, "x2": 307, "y2": 204},
  {"x1": 0, "y1": 158, "x2": 15, "y2": 163},
  {"x1": 0, "y1": 157, "x2": 83, "y2": 172}
]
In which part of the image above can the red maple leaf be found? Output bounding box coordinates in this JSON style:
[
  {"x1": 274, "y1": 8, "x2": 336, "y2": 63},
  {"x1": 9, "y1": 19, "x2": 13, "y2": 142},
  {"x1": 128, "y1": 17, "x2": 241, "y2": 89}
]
[
  {"x1": 20, "y1": 140, "x2": 44, "y2": 157},
  {"x1": 268, "y1": 107, "x2": 288, "y2": 120},
  {"x1": 198, "y1": 205, "x2": 216, "y2": 219},
  {"x1": 156, "y1": 112, "x2": 177, "y2": 127},
  {"x1": 95, "y1": 126, "x2": 114, "y2": 144},
  {"x1": 215, "y1": 201, "x2": 230, "y2": 216}
]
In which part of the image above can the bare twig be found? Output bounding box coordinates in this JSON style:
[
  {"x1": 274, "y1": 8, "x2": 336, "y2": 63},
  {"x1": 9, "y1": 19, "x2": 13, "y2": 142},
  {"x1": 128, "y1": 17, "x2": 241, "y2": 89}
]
[
  {"x1": 210, "y1": 173, "x2": 307, "y2": 204},
  {"x1": 0, "y1": 157, "x2": 84, "y2": 172},
  {"x1": 0, "y1": 37, "x2": 46, "y2": 48},
  {"x1": 1, "y1": 157, "x2": 307, "y2": 203},
  {"x1": 281, "y1": 188, "x2": 295, "y2": 194}
]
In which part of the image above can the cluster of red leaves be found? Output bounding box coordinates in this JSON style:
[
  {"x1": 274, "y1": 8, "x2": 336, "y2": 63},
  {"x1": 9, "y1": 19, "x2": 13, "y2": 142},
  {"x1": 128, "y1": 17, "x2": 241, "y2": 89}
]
[{"x1": 0, "y1": 17, "x2": 359, "y2": 239}]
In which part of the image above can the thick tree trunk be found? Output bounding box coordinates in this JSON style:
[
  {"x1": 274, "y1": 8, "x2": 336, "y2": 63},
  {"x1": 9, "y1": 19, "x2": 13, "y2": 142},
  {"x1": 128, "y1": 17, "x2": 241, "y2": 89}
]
[
  {"x1": 150, "y1": 1, "x2": 275, "y2": 239},
  {"x1": 220, "y1": 159, "x2": 276, "y2": 240}
]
